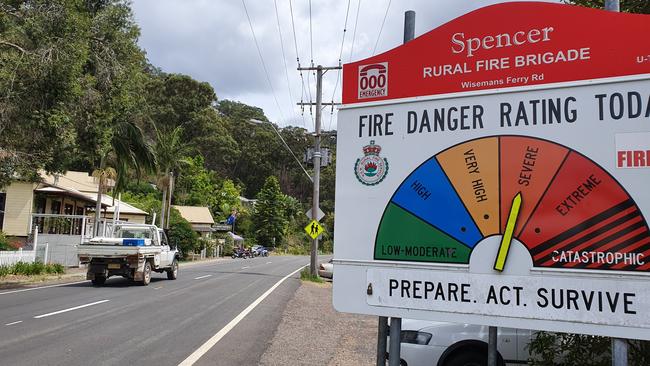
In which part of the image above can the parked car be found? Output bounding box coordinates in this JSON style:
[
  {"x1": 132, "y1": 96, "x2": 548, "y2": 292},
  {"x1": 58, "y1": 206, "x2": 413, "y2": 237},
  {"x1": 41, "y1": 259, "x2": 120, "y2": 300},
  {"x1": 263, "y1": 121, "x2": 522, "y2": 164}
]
[
  {"x1": 252, "y1": 245, "x2": 269, "y2": 257},
  {"x1": 318, "y1": 259, "x2": 333, "y2": 278},
  {"x1": 389, "y1": 319, "x2": 533, "y2": 366}
]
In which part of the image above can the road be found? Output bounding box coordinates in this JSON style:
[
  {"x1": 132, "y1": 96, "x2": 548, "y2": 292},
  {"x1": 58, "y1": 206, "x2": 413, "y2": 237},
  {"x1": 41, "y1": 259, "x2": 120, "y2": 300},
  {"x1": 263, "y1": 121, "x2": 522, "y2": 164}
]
[{"x1": 0, "y1": 255, "x2": 309, "y2": 366}]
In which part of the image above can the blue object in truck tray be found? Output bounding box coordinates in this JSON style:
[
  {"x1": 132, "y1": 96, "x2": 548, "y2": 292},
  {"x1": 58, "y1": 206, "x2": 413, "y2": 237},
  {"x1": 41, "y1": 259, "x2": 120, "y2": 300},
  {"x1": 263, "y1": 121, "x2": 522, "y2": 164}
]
[{"x1": 123, "y1": 238, "x2": 145, "y2": 246}]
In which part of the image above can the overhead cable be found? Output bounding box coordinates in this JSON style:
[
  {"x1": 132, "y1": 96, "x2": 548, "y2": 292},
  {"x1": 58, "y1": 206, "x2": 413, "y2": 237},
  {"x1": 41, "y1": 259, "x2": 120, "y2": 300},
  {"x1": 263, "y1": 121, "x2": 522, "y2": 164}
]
[
  {"x1": 289, "y1": 0, "x2": 314, "y2": 129},
  {"x1": 348, "y1": 0, "x2": 362, "y2": 62},
  {"x1": 373, "y1": 0, "x2": 392, "y2": 55},
  {"x1": 328, "y1": 0, "x2": 352, "y2": 131},
  {"x1": 274, "y1": 0, "x2": 302, "y2": 128},
  {"x1": 242, "y1": 0, "x2": 286, "y2": 123}
]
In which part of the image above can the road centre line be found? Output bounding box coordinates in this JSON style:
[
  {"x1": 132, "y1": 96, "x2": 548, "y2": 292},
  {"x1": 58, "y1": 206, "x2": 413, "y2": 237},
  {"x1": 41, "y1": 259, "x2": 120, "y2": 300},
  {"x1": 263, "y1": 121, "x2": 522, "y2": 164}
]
[
  {"x1": 33, "y1": 300, "x2": 110, "y2": 319},
  {"x1": 194, "y1": 275, "x2": 212, "y2": 280},
  {"x1": 241, "y1": 266, "x2": 250, "y2": 269},
  {"x1": 5, "y1": 320, "x2": 23, "y2": 326},
  {"x1": 0, "y1": 280, "x2": 87, "y2": 295},
  {"x1": 178, "y1": 264, "x2": 307, "y2": 366}
]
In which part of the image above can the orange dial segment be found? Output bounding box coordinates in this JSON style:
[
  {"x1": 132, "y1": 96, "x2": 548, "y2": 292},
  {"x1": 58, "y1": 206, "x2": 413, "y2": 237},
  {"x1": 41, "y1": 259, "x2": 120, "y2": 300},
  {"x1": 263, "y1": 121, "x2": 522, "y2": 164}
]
[{"x1": 436, "y1": 137, "x2": 500, "y2": 236}]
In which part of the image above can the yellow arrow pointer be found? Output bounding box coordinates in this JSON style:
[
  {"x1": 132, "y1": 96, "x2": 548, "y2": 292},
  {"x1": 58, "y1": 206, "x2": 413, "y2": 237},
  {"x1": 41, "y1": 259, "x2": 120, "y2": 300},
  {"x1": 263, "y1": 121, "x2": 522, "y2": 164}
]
[{"x1": 494, "y1": 192, "x2": 522, "y2": 272}]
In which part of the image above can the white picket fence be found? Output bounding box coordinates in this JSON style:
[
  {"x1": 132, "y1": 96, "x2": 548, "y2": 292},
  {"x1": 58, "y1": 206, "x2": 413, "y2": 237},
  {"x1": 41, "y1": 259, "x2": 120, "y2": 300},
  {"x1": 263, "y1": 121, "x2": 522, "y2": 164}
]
[{"x1": 0, "y1": 248, "x2": 36, "y2": 266}]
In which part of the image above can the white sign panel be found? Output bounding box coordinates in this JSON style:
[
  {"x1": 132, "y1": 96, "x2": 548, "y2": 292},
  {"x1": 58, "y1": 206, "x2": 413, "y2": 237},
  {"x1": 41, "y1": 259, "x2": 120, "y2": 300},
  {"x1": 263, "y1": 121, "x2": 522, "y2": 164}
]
[{"x1": 333, "y1": 3, "x2": 650, "y2": 340}]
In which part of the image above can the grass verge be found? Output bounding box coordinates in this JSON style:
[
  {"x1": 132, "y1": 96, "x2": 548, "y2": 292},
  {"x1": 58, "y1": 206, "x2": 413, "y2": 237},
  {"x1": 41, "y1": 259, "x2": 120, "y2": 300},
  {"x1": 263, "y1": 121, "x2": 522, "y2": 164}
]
[{"x1": 300, "y1": 268, "x2": 324, "y2": 283}]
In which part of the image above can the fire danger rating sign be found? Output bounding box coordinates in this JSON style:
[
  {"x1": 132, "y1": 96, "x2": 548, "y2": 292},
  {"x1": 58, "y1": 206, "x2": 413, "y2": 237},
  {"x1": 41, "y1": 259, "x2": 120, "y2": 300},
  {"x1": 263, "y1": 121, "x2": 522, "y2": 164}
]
[{"x1": 333, "y1": 2, "x2": 650, "y2": 341}]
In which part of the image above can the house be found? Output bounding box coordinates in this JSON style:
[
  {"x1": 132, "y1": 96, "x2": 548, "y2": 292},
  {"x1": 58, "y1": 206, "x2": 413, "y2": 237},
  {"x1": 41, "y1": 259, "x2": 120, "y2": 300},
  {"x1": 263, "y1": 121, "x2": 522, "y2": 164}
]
[
  {"x1": 172, "y1": 205, "x2": 215, "y2": 238},
  {"x1": 1, "y1": 171, "x2": 147, "y2": 238}
]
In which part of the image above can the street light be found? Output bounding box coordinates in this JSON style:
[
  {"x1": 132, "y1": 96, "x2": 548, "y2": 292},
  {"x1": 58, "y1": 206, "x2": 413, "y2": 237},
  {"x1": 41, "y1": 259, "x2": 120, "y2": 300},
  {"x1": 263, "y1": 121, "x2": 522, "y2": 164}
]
[{"x1": 248, "y1": 119, "x2": 313, "y2": 183}]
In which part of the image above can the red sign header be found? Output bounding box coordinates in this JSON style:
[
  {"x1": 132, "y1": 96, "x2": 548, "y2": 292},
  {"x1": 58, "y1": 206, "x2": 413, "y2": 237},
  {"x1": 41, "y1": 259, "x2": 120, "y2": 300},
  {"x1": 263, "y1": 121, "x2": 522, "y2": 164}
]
[{"x1": 342, "y1": 2, "x2": 650, "y2": 104}]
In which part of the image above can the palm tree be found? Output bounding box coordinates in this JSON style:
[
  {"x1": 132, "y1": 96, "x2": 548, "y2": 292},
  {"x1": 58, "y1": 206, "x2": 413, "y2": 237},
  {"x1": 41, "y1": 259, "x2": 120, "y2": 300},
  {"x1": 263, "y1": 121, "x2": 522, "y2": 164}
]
[
  {"x1": 92, "y1": 121, "x2": 156, "y2": 236},
  {"x1": 153, "y1": 125, "x2": 193, "y2": 229}
]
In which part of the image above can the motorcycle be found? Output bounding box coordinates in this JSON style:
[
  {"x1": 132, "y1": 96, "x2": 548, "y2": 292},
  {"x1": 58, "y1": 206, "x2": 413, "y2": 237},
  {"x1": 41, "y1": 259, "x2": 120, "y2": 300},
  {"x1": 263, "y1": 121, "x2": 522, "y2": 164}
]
[{"x1": 232, "y1": 247, "x2": 253, "y2": 259}]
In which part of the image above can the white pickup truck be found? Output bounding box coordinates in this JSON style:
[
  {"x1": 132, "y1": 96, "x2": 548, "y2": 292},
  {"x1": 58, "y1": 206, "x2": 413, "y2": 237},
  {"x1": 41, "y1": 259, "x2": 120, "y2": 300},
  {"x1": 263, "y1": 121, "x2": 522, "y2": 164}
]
[{"x1": 78, "y1": 224, "x2": 180, "y2": 286}]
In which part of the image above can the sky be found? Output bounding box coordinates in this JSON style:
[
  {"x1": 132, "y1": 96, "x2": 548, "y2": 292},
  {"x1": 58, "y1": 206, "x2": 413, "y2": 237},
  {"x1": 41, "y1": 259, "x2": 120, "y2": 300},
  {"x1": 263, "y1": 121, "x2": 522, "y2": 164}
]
[{"x1": 131, "y1": 0, "x2": 561, "y2": 131}]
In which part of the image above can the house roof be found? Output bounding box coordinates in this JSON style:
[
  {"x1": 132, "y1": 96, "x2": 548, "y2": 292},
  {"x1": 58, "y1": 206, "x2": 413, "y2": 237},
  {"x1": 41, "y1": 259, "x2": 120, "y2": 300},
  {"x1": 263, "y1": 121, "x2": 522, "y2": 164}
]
[
  {"x1": 172, "y1": 206, "x2": 215, "y2": 225},
  {"x1": 41, "y1": 171, "x2": 114, "y2": 193},
  {"x1": 35, "y1": 184, "x2": 107, "y2": 207},
  {"x1": 80, "y1": 192, "x2": 148, "y2": 215}
]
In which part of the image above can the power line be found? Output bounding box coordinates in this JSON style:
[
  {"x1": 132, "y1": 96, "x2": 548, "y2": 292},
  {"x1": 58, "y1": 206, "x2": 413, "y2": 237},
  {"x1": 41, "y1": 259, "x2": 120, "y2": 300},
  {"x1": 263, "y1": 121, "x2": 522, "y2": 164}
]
[
  {"x1": 306, "y1": 0, "x2": 315, "y2": 128},
  {"x1": 348, "y1": 0, "x2": 362, "y2": 62},
  {"x1": 273, "y1": 0, "x2": 301, "y2": 128},
  {"x1": 373, "y1": 0, "x2": 392, "y2": 55},
  {"x1": 288, "y1": 0, "x2": 314, "y2": 129},
  {"x1": 241, "y1": 0, "x2": 286, "y2": 123},
  {"x1": 328, "y1": 0, "x2": 352, "y2": 131}
]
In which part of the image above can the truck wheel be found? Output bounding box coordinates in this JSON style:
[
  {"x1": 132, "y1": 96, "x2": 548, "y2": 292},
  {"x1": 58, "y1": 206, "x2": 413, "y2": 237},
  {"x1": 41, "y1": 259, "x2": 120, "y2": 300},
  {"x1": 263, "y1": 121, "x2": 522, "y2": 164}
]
[
  {"x1": 167, "y1": 259, "x2": 178, "y2": 280},
  {"x1": 92, "y1": 276, "x2": 106, "y2": 286},
  {"x1": 141, "y1": 261, "x2": 152, "y2": 286}
]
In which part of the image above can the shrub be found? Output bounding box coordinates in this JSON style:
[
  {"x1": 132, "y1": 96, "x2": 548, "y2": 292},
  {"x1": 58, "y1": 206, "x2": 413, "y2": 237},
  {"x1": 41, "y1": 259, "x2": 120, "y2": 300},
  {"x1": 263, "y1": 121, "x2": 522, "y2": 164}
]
[
  {"x1": 528, "y1": 331, "x2": 649, "y2": 366},
  {"x1": 0, "y1": 262, "x2": 66, "y2": 277},
  {"x1": 0, "y1": 230, "x2": 14, "y2": 251}
]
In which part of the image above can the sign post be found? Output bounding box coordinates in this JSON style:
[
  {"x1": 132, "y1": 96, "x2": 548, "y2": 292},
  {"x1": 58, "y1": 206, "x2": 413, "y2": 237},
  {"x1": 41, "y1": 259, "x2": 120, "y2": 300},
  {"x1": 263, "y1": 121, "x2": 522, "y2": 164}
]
[{"x1": 334, "y1": 3, "x2": 650, "y2": 361}]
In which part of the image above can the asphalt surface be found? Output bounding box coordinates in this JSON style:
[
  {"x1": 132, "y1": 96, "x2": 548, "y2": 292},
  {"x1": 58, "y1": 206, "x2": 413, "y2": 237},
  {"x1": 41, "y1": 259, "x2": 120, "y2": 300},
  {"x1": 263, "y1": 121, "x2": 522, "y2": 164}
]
[{"x1": 0, "y1": 255, "x2": 309, "y2": 366}]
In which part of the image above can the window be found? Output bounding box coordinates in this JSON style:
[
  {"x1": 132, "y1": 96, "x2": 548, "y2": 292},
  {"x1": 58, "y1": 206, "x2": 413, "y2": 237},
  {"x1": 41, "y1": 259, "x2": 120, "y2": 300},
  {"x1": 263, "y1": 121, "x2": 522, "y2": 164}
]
[{"x1": 50, "y1": 201, "x2": 61, "y2": 214}]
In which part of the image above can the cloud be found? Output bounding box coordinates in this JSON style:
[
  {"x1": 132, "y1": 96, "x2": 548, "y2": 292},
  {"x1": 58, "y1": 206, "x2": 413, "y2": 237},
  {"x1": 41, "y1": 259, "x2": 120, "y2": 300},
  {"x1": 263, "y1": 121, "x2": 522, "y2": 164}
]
[{"x1": 132, "y1": 0, "x2": 562, "y2": 130}]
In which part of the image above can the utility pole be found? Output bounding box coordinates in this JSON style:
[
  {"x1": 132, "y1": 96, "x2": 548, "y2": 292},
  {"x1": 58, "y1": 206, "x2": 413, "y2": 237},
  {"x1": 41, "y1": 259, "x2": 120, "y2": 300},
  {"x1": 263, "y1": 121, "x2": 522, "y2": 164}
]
[
  {"x1": 604, "y1": 3, "x2": 628, "y2": 365},
  {"x1": 297, "y1": 64, "x2": 341, "y2": 276},
  {"x1": 605, "y1": 2, "x2": 628, "y2": 365}
]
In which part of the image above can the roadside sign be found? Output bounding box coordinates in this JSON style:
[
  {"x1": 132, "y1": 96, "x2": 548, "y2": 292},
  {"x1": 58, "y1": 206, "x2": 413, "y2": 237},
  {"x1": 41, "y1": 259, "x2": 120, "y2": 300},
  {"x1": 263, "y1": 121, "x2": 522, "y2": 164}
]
[
  {"x1": 305, "y1": 207, "x2": 326, "y2": 221},
  {"x1": 333, "y1": 2, "x2": 650, "y2": 341},
  {"x1": 305, "y1": 220, "x2": 324, "y2": 239}
]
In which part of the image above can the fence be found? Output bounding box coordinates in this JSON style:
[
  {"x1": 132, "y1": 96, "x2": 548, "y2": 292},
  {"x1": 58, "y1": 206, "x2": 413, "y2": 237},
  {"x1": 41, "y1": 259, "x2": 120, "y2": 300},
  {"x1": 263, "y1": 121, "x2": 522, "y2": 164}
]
[
  {"x1": 27, "y1": 215, "x2": 129, "y2": 267},
  {"x1": 0, "y1": 248, "x2": 36, "y2": 266}
]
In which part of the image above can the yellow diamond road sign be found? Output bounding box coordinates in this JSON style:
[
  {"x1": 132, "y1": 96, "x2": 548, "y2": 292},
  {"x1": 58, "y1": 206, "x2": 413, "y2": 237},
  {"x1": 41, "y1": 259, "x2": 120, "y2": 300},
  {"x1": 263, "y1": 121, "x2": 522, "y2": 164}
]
[{"x1": 305, "y1": 220, "x2": 324, "y2": 239}]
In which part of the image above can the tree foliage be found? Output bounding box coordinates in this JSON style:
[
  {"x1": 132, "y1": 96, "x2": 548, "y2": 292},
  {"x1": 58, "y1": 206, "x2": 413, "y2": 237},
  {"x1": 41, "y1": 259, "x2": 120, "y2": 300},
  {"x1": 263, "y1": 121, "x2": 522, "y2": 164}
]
[
  {"x1": 167, "y1": 207, "x2": 199, "y2": 256},
  {"x1": 0, "y1": 1, "x2": 337, "y2": 254},
  {"x1": 0, "y1": 0, "x2": 149, "y2": 187},
  {"x1": 252, "y1": 176, "x2": 288, "y2": 247},
  {"x1": 567, "y1": 0, "x2": 650, "y2": 13}
]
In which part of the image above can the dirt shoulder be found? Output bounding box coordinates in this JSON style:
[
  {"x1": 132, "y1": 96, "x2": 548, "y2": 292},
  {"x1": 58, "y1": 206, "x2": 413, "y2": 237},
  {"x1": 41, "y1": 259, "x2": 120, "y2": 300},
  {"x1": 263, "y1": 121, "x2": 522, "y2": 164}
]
[{"x1": 260, "y1": 280, "x2": 378, "y2": 366}]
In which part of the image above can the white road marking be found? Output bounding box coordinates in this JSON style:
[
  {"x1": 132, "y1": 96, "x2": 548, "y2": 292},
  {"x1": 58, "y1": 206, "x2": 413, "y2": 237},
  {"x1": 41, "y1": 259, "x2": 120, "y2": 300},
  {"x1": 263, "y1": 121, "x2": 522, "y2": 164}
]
[
  {"x1": 0, "y1": 280, "x2": 87, "y2": 295},
  {"x1": 178, "y1": 264, "x2": 307, "y2": 366},
  {"x1": 194, "y1": 275, "x2": 212, "y2": 280},
  {"x1": 33, "y1": 299, "x2": 110, "y2": 319},
  {"x1": 5, "y1": 321, "x2": 23, "y2": 326},
  {"x1": 266, "y1": 261, "x2": 272, "y2": 264},
  {"x1": 154, "y1": 286, "x2": 162, "y2": 290},
  {"x1": 241, "y1": 266, "x2": 250, "y2": 269}
]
